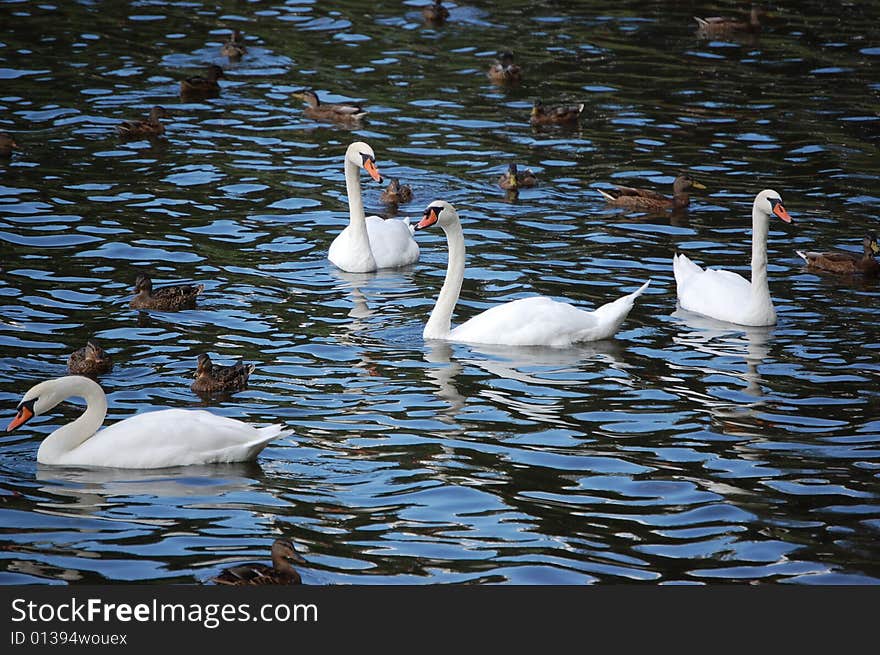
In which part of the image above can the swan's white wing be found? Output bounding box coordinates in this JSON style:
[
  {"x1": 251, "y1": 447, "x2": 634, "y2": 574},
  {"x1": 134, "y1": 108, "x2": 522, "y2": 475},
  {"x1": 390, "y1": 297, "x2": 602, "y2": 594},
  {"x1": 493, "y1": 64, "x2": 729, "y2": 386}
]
[
  {"x1": 674, "y1": 253, "x2": 755, "y2": 323},
  {"x1": 54, "y1": 409, "x2": 289, "y2": 469},
  {"x1": 449, "y1": 284, "x2": 647, "y2": 347},
  {"x1": 328, "y1": 224, "x2": 377, "y2": 273},
  {"x1": 365, "y1": 215, "x2": 420, "y2": 268}
]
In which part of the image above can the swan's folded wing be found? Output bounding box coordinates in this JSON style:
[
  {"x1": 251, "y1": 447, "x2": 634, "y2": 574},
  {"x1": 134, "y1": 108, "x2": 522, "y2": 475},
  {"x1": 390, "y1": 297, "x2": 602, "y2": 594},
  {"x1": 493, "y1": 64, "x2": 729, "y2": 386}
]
[{"x1": 365, "y1": 215, "x2": 420, "y2": 268}]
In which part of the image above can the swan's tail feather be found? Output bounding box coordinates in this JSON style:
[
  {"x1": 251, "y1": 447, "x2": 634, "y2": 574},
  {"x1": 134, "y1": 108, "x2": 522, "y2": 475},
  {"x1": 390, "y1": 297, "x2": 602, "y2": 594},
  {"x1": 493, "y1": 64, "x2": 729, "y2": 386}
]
[
  {"x1": 672, "y1": 252, "x2": 704, "y2": 287},
  {"x1": 588, "y1": 280, "x2": 650, "y2": 339},
  {"x1": 232, "y1": 425, "x2": 291, "y2": 462}
]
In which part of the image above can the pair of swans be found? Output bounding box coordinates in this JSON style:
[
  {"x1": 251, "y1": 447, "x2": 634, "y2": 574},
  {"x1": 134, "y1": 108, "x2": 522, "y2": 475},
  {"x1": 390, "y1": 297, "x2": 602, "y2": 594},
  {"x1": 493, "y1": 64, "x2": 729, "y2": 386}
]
[{"x1": 332, "y1": 141, "x2": 651, "y2": 346}]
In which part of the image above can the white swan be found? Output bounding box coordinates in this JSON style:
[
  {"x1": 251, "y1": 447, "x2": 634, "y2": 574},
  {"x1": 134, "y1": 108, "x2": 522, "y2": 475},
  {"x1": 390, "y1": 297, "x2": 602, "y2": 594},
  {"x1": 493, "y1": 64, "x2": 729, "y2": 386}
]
[
  {"x1": 328, "y1": 142, "x2": 420, "y2": 273},
  {"x1": 414, "y1": 201, "x2": 650, "y2": 346},
  {"x1": 6, "y1": 376, "x2": 289, "y2": 468},
  {"x1": 673, "y1": 189, "x2": 792, "y2": 326}
]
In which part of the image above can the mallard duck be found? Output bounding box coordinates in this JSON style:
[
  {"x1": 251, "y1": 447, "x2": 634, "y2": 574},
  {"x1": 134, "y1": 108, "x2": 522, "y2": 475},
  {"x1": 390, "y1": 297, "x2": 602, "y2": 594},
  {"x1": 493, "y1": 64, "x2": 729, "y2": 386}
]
[
  {"x1": 179, "y1": 64, "x2": 224, "y2": 98},
  {"x1": 796, "y1": 232, "x2": 880, "y2": 276},
  {"x1": 67, "y1": 341, "x2": 113, "y2": 378},
  {"x1": 529, "y1": 99, "x2": 584, "y2": 127},
  {"x1": 487, "y1": 51, "x2": 522, "y2": 85},
  {"x1": 221, "y1": 29, "x2": 247, "y2": 60},
  {"x1": 694, "y1": 6, "x2": 763, "y2": 36},
  {"x1": 191, "y1": 353, "x2": 255, "y2": 394},
  {"x1": 497, "y1": 163, "x2": 537, "y2": 191},
  {"x1": 115, "y1": 106, "x2": 169, "y2": 138},
  {"x1": 379, "y1": 178, "x2": 414, "y2": 205},
  {"x1": 598, "y1": 174, "x2": 706, "y2": 211},
  {"x1": 422, "y1": 0, "x2": 450, "y2": 25},
  {"x1": 0, "y1": 132, "x2": 19, "y2": 157},
  {"x1": 130, "y1": 273, "x2": 204, "y2": 311},
  {"x1": 292, "y1": 89, "x2": 367, "y2": 124},
  {"x1": 213, "y1": 539, "x2": 306, "y2": 586}
]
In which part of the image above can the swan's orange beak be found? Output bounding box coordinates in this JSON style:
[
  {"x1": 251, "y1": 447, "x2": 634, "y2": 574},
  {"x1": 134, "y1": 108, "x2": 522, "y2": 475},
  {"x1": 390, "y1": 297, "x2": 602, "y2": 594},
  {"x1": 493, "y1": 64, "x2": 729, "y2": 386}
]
[
  {"x1": 7, "y1": 404, "x2": 34, "y2": 432},
  {"x1": 415, "y1": 206, "x2": 441, "y2": 231},
  {"x1": 772, "y1": 202, "x2": 792, "y2": 223},
  {"x1": 363, "y1": 157, "x2": 383, "y2": 183}
]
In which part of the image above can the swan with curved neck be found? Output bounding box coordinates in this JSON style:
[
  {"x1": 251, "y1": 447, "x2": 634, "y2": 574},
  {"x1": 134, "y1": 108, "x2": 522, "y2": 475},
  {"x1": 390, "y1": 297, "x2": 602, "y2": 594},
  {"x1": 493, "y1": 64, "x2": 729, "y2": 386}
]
[
  {"x1": 413, "y1": 201, "x2": 650, "y2": 346},
  {"x1": 328, "y1": 142, "x2": 420, "y2": 273},
  {"x1": 673, "y1": 189, "x2": 793, "y2": 326},
  {"x1": 7, "y1": 376, "x2": 288, "y2": 468}
]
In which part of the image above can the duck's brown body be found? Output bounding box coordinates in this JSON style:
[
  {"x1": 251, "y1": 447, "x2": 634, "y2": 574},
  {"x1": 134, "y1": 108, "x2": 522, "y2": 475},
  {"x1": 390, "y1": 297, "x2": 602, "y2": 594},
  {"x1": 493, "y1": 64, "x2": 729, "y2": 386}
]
[
  {"x1": 213, "y1": 539, "x2": 305, "y2": 586},
  {"x1": 67, "y1": 341, "x2": 113, "y2": 377},
  {"x1": 191, "y1": 353, "x2": 255, "y2": 394},
  {"x1": 797, "y1": 233, "x2": 880, "y2": 276},
  {"x1": 598, "y1": 174, "x2": 705, "y2": 211},
  {"x1": 130, "y1": 273, "x2": 204, "y2": 311},
  {"x1": 293, "y1": 90, "x2": 366, "y2": 125},
  {"x1": 530, "y1": 100, "x2": 584, "y2": 126},
  {"x1": 0, "y1": 133, "x2": 19, "y2": 157},
  {"x1": 498, "y1": 163, "x2": 537, "y2": 191},
  {"x1": 695, "y1": 7, "x2": 762, "y2": 36},
  {"x1": 422, "y1": 0, "x2": 450, "y2": 25},
  {"x1": 488, "y1": 52, "x2": 522, "y2": 85},
  {"x1": 180, "y1": 64, "x2": 224, "y2": 99},
  {"x1": 116, "y1": 106, "x2": 168, "y2": 138},
  {"x1": 221, "y1": 29, "x2": 247, "y2": 60},
  {"x1": 379, "y1": 178, "x2": 414, "y2": 205}
]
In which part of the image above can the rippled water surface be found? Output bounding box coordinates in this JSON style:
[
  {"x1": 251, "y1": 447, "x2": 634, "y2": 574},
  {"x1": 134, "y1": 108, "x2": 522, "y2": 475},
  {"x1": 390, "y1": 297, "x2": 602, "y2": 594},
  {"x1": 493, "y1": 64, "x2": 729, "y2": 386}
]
[{"x1": 1, "y1": 0, "x2": 879, "y2": 584}]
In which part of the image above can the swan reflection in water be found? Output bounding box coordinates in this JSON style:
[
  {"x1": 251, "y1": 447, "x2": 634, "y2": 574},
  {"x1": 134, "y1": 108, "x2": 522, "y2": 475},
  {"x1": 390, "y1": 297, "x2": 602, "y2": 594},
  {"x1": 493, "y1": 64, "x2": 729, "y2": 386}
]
[
  {"x1": 423, "y1": 338, "x2": 629, "y2": 426},
  {"x1": 670, "y1": 308, "x2": 775, "y2": 436},
  {"x1": 34, "y1": 462, "x2": 266, "y2": 516}
]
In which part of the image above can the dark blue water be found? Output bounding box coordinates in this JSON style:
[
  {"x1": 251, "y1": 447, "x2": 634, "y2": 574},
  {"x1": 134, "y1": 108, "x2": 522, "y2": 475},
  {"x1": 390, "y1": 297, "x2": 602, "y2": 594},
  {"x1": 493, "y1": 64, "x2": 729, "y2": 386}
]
[{"x1": 1, "y1": 0, "x2": 878, "y2": 584}]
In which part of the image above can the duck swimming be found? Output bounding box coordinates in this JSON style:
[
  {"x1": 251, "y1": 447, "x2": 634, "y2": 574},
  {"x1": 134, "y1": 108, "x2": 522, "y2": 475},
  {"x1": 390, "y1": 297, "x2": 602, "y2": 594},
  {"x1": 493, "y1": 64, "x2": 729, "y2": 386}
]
[
  {"x1": 221, "y1": 29, "x2": 247, "y2": 60},
  {"x1": 292, "y1": 89, "x2": 367, "y2": 125},
  {"x1": 191, "y1": 353, "x2": 255, "y2": 394},
  {"x1": 0, "y1": 132, "x2": 20, "y2": 157},
  {"x1": 116, "y1": 106, "x2": 169, "y2": 138},
  {"x1": 379, "y1": 178, "x2": 414, "y2": 205},
  {"x1": 67, "y1": 341, "x2": 113, "y2": 378},
  {"x1": 598, "y1": 174, "x2": 706, "y2": 212},
  {"x1": 180, "y1": 64, "x2": 224, "y2": 99},
  {"x1": 530, "y1": 99, "x2": 584, "y2": 127},
  {"x1": 422, "y1": 0, "x2": 450, "y2": 25},
  {"x1": 487, "y1": 51, "x2": 522, "y2": 85},
  {"x1": 130, "y1": 273, "x2": 204, "y2": 311},
  {"x1": 796, "y1": 232, "x2": 879, "y2": 276},
  {"x1": 497, "y1": 163, "x2": 538, "y2": 192},
  {"x1": 213, "y1": 539, "x2": 306, "y2": 586}
]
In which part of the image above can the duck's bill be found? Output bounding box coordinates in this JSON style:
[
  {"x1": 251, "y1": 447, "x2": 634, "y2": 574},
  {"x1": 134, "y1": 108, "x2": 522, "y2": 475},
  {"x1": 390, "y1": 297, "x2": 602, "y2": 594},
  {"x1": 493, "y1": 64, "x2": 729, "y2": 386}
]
[
  {"x1": 773, "y1": 203, "x2": 792, "y2": 223},
  {"x1": 7, "y1": 405, "x2": 33, "y2": 432},
  {"x1": 872, "y1": 241, "x2": 880, "y2": 255},
  {"x1": 363, "y1": 158, "x2": 383, "y2": 183},
  {"x1": 692, "y1": 181, "x2": 707, "y2": 189}
]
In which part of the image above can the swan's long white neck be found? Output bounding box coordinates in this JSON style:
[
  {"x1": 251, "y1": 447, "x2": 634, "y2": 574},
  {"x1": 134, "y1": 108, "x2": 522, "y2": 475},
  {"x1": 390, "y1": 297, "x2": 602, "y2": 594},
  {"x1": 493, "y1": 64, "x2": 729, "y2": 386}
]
[
  {"x1": 36, "y1": 377, "x2": 107, "y2": 464},
  {"x1": 425, "y1": 218, "x2": 465, "y2": 339},
  {"x1": 344, "y1": 157, "x2": 375, "y2": 269},
  {"x1": 750, "y1": 202, "x2": 771, "y2": 300}
]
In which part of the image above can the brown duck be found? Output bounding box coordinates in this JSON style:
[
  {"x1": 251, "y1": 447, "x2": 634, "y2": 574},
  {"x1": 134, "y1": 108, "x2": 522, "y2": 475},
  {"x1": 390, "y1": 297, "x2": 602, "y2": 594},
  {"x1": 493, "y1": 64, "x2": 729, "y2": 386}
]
[
  {"x1": 213, "y1": 539, "x2": 306, "y2": 586},
  {"x1": 530, "y1": 99, "x2": 584, "y2": 127},
  {"x1": 694, "y1": 6, "x2": 763, "y2": 36},
  {"x1": 497, "y1": 163, "x2": 538, "y2": 191},
  {"x1": 379, "y1": 178, "x2": 414, "y2": 205},
  {"x1": 191, "y1": 353, "x2": 255, "y2": 394},
  {"x1": 0, "y1": 132, "x2": 19, "y2": 157},
  {"x1": 597, "y1": 174, "x2": 706, "y2": 211},
  {"x1": 221, "y1": 29, "x2": 247, "y2": 61},
  {"x1": 180, "y1": 64, "x2": 224, "y2": 99},
  {"x1": 487, "y1": 51, "x2": 522, "y2": 85},
  {"x1": 422, "y1": 0, "x2": 450, "y2": 25},
  {"x1": 292, "y1": 89, "x2": 367, "y2": 124},
  {"x1": 116, "y1": 106, "x2": 169, "y2": 138},
  {"x1": 130, "y1": 273, "x2": 204, "y2": 311},
  {"x1": 67, "y1": 341, "x2": 113, "y2": 377},
  {"x1": 796, "y1": 232, "x2": 880, "y2": 276}
]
